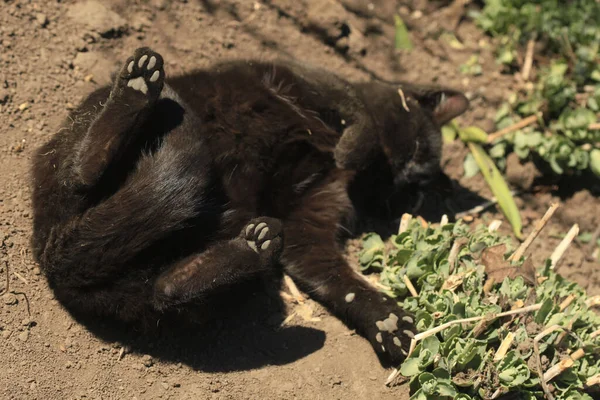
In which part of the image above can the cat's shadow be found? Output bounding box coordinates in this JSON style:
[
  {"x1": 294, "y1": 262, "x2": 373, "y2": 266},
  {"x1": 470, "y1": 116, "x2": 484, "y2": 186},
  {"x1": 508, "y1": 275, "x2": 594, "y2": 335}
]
[{"x1": 70, "y1": 279, "x2": 326, "y2": 372}]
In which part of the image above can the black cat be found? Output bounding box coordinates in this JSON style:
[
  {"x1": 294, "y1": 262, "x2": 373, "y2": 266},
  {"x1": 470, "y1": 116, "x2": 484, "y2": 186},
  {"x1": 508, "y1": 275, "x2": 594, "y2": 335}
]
[{"x1": 30, "y1": 47, "x2": 468, "y2": 364}]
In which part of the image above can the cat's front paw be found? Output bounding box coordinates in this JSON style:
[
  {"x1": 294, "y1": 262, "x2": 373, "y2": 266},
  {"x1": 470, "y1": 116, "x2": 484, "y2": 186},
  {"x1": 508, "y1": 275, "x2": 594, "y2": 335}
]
[
  {"x1": 116, "y1": 47, "x2": 165, "y2": 101},
  {"x1": 243, "y1": 217, "x2": 283, "y2": 262}
]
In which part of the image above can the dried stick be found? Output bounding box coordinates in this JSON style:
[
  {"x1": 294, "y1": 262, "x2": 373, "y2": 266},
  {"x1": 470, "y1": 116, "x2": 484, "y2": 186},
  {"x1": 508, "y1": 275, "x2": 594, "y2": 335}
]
[
  {"x1": 447, "y1": 238, "x2": 467, "y2": 274},
  {"x1": 403, "y1": 275, "x2": 418, "y2": 297},
  {"x1": 586, "y1": 373, "x2": 600, "y2": 387},
  {"x1": 590, "y1": 328, "x2": 600, "y2": 339},
  {"x1": 493, "y1": 331, "x2": 515, "y2": 361},
  {"x1": 521, "y1": 37, "x2": 536, "y2": 81},
  {"x1": 550, "y1": 224, "x2": 579, "y2": 270},
  {"x1": 586, "y1": 296, "x2": 600, "y2": 308},
  {"x1": 487, "y1": 113, "x2": 542, "y2": 143},
  {"x1": 397, "y1": 88, "x2": 410, "y2": 112},
  {"x1": 558, "y1": 294, "x2": 576, "y2": 312},
  {"x1": 543, "y1": 348, "x2": 585, "y2": 382},
  {"x1": 404, "y1": 303, "x2": 543, "y2": 359},
  {"x1": 589, "y1": 122, "x2": 600, "y2": 130},
  {"x1": 534, "y1": 325, "x2": 563, "y2": 400},
  {"x1": 488, "y1": 220, "x2": 503, "y2": 233},
  {"x1": 283, "y1": 274, "x2": 305, "y2": 303},
  {"x1": 399, "y1": 213, "x2": 412, "y2": 234},
  {"x1": 440, "y1": 214, "x2": 449, "y2": 227},
  {"x1": 509, "y1": 203, "x2": 559, "y2": 263}
]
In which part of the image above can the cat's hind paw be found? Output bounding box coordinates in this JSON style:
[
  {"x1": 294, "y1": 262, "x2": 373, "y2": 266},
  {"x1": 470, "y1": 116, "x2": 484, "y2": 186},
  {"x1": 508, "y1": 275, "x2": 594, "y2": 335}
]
[
  {"x1": 117, "y1": 47, "x2": 165, "y2": 101},
  {"x1": 243, "y1": 217, "x2": 283, "y2": 262}
]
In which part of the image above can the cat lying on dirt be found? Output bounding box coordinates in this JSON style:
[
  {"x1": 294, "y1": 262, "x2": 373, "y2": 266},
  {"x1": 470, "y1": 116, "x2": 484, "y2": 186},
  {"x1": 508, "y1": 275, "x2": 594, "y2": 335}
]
[{"x1": 30, "y1": 47, "x2": 468, "y2": 364}]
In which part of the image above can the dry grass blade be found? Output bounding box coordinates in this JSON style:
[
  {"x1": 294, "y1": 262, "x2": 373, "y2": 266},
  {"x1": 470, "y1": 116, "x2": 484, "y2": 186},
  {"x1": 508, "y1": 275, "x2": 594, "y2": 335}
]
[
  {"x1": 521, "y1": 37, "x2": 536, "y2": 81},
  {"x1": 550, "y1": 224, "x2": 579, "y2": 270},
  {"x1": 410, "y1": 303, "x2": 542, "y2": 347},
  {"x1": 399, "y1": 213, "x2": 413, "y2": 234},
  {"x1": 543, "y1": 348, "x2": 585, "y2": 382},
  {"x1": 533, "y1": 325, "x2": 569, "y2": 400},
  {"x1": 283, "y1": 274, "x2": 305, "y2": 303},
  {"x1": 493, "y1": 332, "x2": 514, "y2": 361},
  {"x1": 586, "y1": 295, "x2": 600, "y2": 308},
  {"x1": 403, "y1": 275, "x2": 419, "y2": 297},
  {"x1": 488, "y1": 220, "x2": 503, "y2": 233},
  {"x1": 586, "y1": 373, "x2": 600, "y2": 387},
  {"x1": 397, "y1": 88, "x2": 410, "y2": 112},
  {"x1": 509, "y1": 203, "x2": 559, "y2": 263}
]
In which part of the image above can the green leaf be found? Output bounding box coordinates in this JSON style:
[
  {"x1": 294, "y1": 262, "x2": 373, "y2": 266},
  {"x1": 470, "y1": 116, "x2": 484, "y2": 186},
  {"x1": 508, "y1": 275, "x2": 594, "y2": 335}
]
[
  {"x1": 590, "y1": 149, "x2": 600, "y2": 177},
  {"x1": 442, "y1": 122, "x2": 459, "y2": 143},
  {"x1": 400, "y1": 356, "x2": 422, "y2": 377},
  {"x1": 468, "y1": 142, "x2": 523, "y2": 238},
  {"x1": 359, "y1": 233, "x2": 385, "y2": 271},
  {"x1": 394, "y1": 14, "x2": 413, "y2": 50},
  {"x1": 459, "y1": 126, "x2": 488, "y2": 143},
  {"x1": 463, "y1": 153, "x2": 480, "y2": 178}
]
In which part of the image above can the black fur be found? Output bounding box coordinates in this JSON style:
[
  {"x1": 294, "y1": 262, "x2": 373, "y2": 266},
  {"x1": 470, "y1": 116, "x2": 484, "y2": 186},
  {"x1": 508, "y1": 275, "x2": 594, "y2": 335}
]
[{"x1": 30, "y1": 47, "x2": 468, "y2": 364}]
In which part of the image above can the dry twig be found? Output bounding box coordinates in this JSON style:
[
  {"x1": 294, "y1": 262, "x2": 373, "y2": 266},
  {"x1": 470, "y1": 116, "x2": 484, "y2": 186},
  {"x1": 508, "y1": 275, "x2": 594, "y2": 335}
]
[
  {"x1": 509, "y1": 203, "x2": 559, "y2": 263},
  {"x1": 487, "y1": 113, "x2": 542, "y2": 143},
  {"x1": 283, "y1": 274, "x2": 305, "y2": 304},
  {"x1": 397, "y1": 88, "x2": 410, "y2": 112},
  {"x1": 403, "y1": 275, "x2": 419, "y2": 297},
  {"x1": 406, "y1": 303, "x2": 543, "y2": 358},
  {"x1": 534, "y1": 325, "x2": 563, "y2": 400},
  {"x1": 551, "y1": 224, "x2": 579, "y2": 270},
  {"x1": 399, "y1": 213, "x2": 412, "y2": 234},
  {"x1": 521, "y1": 37, "x2": 536, "y2": 81}
]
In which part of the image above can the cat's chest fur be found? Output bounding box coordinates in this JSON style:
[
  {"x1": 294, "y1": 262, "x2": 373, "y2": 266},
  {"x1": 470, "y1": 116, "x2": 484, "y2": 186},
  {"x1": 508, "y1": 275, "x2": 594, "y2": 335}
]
[{"x1": 166, "y1": 65, "x2": 345, "y2": 220}]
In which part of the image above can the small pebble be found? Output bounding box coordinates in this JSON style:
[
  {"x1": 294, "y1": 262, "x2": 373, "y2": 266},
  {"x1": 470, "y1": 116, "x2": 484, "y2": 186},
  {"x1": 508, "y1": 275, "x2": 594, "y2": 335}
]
[
  {"x1": 35, "y1": 13, "x2": 48, "y2": 28},
  {"x1": 18, "y1": 330, "x2": 29, "y2": 342},
  {"x1": 142, "y1": 355, "x2": 154, "y2": 367},
  {"x1": 344, "y1": 293, "x2": 355, "y2": 303},
  {"x1": 2, "y1": 330, "x2": 12, "y2": 339}
]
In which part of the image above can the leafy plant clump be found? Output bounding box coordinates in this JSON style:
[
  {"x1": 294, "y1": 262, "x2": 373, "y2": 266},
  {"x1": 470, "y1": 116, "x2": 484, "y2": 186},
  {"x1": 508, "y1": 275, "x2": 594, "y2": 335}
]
[
  {"x1": 359, "y1": 218, "x2": 600, "y2": 399},
  {"x1": 472, "y1": 0, "x2": 600, "y2": 177}
]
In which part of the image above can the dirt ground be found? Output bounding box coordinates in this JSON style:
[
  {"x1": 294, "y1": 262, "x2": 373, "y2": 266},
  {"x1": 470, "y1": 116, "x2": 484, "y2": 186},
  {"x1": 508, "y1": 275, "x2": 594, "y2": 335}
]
[{"x1": 1, "y1": 0, "x2": 599, "y2": 399}]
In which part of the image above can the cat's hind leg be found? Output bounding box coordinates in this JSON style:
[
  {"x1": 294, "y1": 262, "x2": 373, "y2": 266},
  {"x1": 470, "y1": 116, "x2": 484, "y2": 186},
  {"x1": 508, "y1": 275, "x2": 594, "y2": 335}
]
[
  {"x1": 75, "y1": 47, "x2": 165, "y2": 187},
  {"x1": 153, "y1": 217, "x2": 283, "y2": 310}
]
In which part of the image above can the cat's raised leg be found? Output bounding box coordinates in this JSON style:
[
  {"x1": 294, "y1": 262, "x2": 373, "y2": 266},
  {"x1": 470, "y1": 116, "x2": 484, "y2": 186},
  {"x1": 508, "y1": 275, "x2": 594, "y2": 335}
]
[
  {"x1": 75, "y1": 47, "x2": 165, "y2": 186},
  {"x1": 153, "y1": 217, "x2": 283, "y2": 310},
  {"x1": 281, "y1": 172, "x2": 416, "y2": 364}
]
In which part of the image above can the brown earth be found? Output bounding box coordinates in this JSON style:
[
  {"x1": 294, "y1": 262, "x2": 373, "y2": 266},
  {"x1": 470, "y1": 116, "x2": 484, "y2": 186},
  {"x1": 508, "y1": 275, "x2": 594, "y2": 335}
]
[{"x1": 1, "y1": 1, "x2": 598, "y2": 399}]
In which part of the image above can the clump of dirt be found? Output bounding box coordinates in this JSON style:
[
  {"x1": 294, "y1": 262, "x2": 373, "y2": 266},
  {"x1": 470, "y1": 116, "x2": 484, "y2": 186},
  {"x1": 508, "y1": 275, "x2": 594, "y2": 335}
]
[{"x1": 1, "y1": 0, "x2": 598, "y2": 399}]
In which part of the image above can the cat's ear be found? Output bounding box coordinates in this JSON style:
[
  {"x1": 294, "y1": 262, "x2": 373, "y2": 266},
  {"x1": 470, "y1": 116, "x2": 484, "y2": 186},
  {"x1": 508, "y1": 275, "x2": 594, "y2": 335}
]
[{"x1": 412, "y1": 89, "x2": 469, "y2": 126}]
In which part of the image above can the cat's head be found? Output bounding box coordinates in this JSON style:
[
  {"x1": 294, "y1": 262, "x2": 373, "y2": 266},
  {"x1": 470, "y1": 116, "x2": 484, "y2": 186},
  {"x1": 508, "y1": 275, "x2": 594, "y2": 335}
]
[{"x1": 336, "y1": 80, "x2": 469, "y2": 189}]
